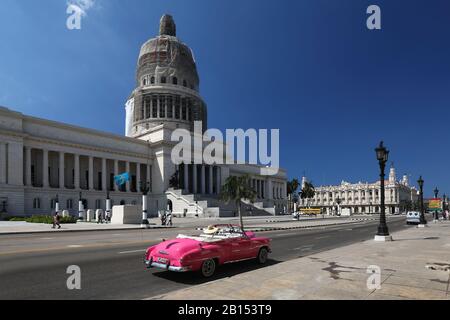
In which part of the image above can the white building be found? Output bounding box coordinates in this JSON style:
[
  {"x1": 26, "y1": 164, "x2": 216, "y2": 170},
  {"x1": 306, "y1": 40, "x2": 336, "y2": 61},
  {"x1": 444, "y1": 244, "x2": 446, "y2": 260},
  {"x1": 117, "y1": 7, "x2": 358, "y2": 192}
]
[
  {"x1": 300, "y1": 166, "x2": 418, "y2": 215},
  {"x1": 0, "y1": 15, "x2": 287, "y2": 218}
]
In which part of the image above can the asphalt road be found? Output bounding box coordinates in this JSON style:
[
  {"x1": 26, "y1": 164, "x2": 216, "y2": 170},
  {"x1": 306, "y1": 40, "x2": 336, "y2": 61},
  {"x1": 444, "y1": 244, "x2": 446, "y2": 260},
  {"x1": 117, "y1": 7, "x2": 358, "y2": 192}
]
[{"x1": 0, "y1": 216, "x2": 410, "y2": 300}]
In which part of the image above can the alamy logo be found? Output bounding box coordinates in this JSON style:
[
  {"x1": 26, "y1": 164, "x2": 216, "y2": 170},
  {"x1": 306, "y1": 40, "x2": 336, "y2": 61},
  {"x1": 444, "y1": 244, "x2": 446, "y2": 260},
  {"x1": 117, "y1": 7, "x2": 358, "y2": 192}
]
[
  {"x1": 66, "y1": 265, "x2": 81, "y2": 290},
  {"x1": 66, "y1": 0, "x2": 95, "y2": 30},
  {"x1": 366, "y1": 5, "x2": 381, "y2": 30},
  {"x1": 171, "y1": 121, "x2": 280, "y2": 176},
  {"x1": 366, "y1": 265, "x2": 381, "y2": 290}
]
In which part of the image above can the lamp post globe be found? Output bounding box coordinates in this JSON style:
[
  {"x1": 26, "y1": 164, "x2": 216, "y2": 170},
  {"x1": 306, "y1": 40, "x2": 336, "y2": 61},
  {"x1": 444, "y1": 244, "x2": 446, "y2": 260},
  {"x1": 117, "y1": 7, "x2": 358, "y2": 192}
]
[{"x1": 374, "y1": 141, "x2": 392, "y2": 241}]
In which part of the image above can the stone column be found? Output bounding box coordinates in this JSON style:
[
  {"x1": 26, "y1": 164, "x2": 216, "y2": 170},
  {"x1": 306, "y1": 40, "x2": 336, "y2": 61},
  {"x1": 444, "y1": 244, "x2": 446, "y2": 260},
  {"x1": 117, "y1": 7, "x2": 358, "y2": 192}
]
[
  {"x1": 114, "y1": 160, "x2": 119, "y2": 191},
  {"x1": 88, "y1": 156, "x2": 94, "y2": 191},
  {"x1": 215, "y1": 166, "x2": 221, "y2": 195},
  {"x1": 136, "y1": 163, "x2": 141, "y2": 193},
  {"x1": 59, "y1": 152, "x2": 65, "y2": 189},
  {"x1": 102, "y1": 158, "x2": 107, "y2": 191},
  {"x1": 200, "y1": 165, "x2": 205, "y2": 194},
  {"x1": 267, "y1": 179, "x2": 273, "y2": 200},
  {"x1": 193, "y1": 164, "x2": 197, "y2": 194},
  {"x1": 208, "y1": 166, "x2": 213, "y2": 195},
  {"x1": 257, "y1": 180, "x2": 261, "y2": 199},
  {"x1": 125, "y1": 161, "x2": 130, "y2": 192},
  {"x1": 42, "y1": 149, "x2": 49, "y2": 188},
  {"x1": 74, "y1": 154, "x2": 80, "y2": 189},
  {"x1": 0, "y1": 143, "x2": 5, "y2": 184},
  {"x1": 25, "y1": 147, "x2": 32, "y2": 186},
  {"x1": 184, "y1": 163, "x2": 189, "y2": 192}
]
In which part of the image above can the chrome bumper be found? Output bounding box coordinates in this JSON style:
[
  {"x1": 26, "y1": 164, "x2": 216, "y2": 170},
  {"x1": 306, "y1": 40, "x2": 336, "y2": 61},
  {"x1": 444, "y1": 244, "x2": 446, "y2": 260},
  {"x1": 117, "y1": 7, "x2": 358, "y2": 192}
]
[{"x1": 145, "y1": 260, "x2": 191, "y2": 272}]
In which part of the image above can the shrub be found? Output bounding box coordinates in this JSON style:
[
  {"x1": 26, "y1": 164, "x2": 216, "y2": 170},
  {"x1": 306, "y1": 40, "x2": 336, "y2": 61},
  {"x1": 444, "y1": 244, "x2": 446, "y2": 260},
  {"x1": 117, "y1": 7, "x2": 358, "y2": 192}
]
[{"x1": 6, "y1": 215, "x2": 77, "y2": 224}]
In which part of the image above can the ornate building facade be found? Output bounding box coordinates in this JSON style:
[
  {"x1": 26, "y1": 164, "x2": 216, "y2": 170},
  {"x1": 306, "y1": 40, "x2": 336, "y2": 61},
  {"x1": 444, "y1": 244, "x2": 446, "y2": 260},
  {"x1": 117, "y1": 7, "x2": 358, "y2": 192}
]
[
  {"x1": 0, "y1": 15, "x2": 287, "y2": 218},
  {"x1": 299, "y1": 166, "x2": 418, "y2": 215}
]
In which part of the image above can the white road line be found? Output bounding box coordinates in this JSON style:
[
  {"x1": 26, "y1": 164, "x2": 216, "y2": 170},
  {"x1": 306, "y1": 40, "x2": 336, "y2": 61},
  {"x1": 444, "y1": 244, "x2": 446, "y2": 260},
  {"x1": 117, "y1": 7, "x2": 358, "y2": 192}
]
[
  {"x1": 118, "y1": 249, "x2": 145, "y2": 254},
  {"x1": 40, "y1": 237, "x2": 55, "y2": 240},
  {"x1": 315, "y1": 236, "x2": 330, "y2": 240},
  {"x1": 67, "y1": 245, "x2": 83, "y2": 248}
]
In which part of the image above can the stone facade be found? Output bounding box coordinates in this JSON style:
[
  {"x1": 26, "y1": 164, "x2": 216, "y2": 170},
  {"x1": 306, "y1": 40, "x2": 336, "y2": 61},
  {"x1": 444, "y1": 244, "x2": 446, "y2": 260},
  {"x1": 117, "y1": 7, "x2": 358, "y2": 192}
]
[
  {"x1": 0, "y1": 15, "x2": 287, "y2": 218},
  {"x1": 299, "y1": 167, "x2": 419, "y2": 215}
]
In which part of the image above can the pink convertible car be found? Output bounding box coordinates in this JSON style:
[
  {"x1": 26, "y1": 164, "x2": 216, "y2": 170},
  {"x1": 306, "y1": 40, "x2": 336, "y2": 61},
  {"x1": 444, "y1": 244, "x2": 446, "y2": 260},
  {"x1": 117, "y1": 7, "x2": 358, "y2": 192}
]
[{"x1": 144, "y1": 224, "x2": 271, "y2": 277}]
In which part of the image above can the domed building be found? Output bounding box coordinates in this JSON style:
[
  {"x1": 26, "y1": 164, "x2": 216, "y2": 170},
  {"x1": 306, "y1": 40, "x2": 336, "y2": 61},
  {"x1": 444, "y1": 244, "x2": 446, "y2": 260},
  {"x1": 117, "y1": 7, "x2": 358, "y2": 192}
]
[
  {"x1": 0, "y1": 15, "x2": 287, "y2": 219},
  {"x1": 125, "y1": 15, "x2": 207, "y2": 137}
]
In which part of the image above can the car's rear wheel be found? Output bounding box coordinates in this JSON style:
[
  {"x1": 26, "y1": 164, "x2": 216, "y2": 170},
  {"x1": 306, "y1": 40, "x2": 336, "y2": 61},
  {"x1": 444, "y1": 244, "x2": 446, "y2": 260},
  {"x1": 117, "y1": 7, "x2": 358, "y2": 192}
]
[
  {"x1": 257, "y1": 247, "x2": 269, "y2": 264},
  {"x1": 201, "y1": 259, "x2": 216, "y2": 278}
]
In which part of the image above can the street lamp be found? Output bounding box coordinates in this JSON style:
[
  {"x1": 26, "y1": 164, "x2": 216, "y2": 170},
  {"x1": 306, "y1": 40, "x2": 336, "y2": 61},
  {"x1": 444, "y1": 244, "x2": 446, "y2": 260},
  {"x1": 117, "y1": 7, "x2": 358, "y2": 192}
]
[
  {"x1": 417, "y1": 176, "x2": 427, "y2": 226},
  {"x1": 336, "y1": 196, "x2": 342, "y2": 216},
  {"x1": 374, "y1": 141, "x2": 392, "y2": 241},
  {"x1": 434, "y1": 187, "x2": 439, "y2": 199}
]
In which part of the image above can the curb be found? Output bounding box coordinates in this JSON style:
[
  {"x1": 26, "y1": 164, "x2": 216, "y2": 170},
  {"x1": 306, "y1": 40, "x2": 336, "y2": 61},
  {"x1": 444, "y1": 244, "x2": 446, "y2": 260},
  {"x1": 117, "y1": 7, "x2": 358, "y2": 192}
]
[
  {"x1": 247, "y1": 218, "x2": 376, "y2": 232},
  {"x1": 0, "y1": 225, "x2": 176, "y2": 236}
]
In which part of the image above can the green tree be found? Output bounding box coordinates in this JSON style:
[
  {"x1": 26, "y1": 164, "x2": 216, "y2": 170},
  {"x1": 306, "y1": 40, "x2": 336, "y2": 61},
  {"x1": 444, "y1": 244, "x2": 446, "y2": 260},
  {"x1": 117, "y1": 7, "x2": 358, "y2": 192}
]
[
  {"x1": 287, "y1": 178, "x2": 300, "y2": 213},
  {"x1": 301, "y1": 181, "x2": 316, "y2": 208},
  {"x1": 220, "y1": 174, "x2": 257, "y2": 231}
]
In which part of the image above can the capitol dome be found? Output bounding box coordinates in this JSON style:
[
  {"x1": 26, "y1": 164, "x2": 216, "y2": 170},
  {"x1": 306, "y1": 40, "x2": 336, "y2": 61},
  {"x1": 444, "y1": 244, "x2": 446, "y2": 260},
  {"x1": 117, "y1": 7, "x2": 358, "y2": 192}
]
[{"x1": 125, "y1": 15, "x2": 207, "y2": 137}]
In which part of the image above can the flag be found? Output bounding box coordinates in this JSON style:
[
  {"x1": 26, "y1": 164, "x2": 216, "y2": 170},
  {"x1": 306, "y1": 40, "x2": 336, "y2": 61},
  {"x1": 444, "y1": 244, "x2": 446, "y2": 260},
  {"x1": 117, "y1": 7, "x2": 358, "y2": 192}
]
[{"x1": 114, "y1": 172, "x2": 130, "y2": 187}]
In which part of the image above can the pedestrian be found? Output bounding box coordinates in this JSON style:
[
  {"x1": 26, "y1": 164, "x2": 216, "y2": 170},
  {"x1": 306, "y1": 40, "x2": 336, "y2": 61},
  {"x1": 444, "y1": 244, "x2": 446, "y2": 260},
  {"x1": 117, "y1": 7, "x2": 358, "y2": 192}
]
[
  {"x1": 97, "y1": 210, "x2": 104, "y2": 224},
  {"x1": 166, "y1": 210, "x2": 173, "y2": 227},
  {"x1": 160, "y1": 210, "x2": 166, "y2": 226},
  {"x1": 52, "y1": 211, "x2": 61, "y2": 229}
]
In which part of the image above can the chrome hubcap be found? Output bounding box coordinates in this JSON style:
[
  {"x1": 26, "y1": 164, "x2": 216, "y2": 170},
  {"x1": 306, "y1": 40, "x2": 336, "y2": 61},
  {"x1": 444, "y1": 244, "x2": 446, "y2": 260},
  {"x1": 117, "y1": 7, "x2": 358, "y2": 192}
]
[
  {"x1": 202, "y1": 260, "x2": 215, "y2": 276},
  {"x1": 259, "y1": 249, "x2": 268, "y2": 263}
]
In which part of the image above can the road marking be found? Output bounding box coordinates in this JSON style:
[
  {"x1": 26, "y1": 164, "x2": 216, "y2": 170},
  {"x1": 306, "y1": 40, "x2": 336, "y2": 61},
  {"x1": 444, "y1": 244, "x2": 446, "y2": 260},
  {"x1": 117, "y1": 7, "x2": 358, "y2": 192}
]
[
  {"x1": 67, "y1": 245, "x2": 83, "y2": 248},
  {"x1": 118, "y1": 249, "x2": 145, "y2": 254},
  {"x1": 315, "y1": 236, "x2": 330, "y2": 240},
  {"x1": 339, "y1": 229, "x2": 353, "y2": 232},
  {"x1": 292, "y1": 245, "x2": 313, "y2": 251},
  {"x1": 39, "y1": 237, "x2": 55, "y2": 240}
]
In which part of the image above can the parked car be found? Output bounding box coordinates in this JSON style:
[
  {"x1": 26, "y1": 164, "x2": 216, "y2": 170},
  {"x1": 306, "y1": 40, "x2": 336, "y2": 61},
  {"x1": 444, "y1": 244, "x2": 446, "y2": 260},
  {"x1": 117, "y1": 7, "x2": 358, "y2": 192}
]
[
  {"x1": 144, "y1": 224, "x2": 272, "y2": 277},
  {"x1": 406, "y1": 211, "x2": 421, "y2": 225}
]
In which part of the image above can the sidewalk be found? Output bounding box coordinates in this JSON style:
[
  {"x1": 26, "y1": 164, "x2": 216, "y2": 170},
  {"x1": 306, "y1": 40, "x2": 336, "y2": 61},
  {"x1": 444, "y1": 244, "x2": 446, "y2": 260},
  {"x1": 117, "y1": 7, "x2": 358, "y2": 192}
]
[
  {"x1": 149, "y1": 222, "x2": 450, "y2": 300},
  {"x1": 0, "y1": 215, "x2": 376, "y2": 235}
]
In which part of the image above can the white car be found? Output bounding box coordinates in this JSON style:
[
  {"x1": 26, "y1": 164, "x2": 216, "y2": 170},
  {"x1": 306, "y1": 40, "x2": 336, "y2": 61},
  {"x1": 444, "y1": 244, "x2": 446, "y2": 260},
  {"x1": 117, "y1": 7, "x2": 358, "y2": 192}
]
[{"x1": 406, "y1": 211, "x2": 421, "y2": 225}]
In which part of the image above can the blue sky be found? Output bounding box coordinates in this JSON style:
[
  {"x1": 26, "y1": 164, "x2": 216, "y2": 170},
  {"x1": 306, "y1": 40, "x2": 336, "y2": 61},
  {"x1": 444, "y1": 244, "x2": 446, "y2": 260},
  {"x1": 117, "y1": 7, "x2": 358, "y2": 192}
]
[{"x1": 1, "y1": 0, "x2": 449, "y2": 197}]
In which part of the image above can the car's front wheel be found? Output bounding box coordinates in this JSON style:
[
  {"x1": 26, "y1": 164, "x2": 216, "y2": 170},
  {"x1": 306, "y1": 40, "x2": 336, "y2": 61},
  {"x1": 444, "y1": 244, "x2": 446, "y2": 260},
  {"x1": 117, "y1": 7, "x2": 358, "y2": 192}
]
[
  {"x1": 257, "y1": 247, "x2": 269, "y2": 264},
  {"x1": 201, "y1": 259, "x2": 216, "y2": 278}
]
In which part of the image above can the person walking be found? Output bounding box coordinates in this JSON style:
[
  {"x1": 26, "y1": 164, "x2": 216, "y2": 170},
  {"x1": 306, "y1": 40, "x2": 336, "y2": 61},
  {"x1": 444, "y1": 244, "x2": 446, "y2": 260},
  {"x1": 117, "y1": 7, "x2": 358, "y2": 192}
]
[
  {"x1": 166, "y1": 210, "x2": 173, "y2": 227},
  {"x1": 52, "y1": 211, "x2": 61, "y2": 229}
]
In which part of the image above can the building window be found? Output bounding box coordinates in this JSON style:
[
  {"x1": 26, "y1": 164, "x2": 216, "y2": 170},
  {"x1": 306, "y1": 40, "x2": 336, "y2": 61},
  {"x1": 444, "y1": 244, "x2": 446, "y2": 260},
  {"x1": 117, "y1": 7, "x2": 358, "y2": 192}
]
[
  {"x1": 143, "y1": 78, "x2": 147, "y2": 86},
  {"x1": 183, "y1": 80, "x2": 187, "y2": 87},
  {"x1": 182, "y1": 98, "x2": 187, "y2": 120},
  {"x1": 161, "y1": 76, "x2": 166, "y2": 84},
  {"x1": 167, "y1": 96, "x2": 173, "y2": 118},
  {"x1": 67, "y1": 199, "x2": 73, "y2": 209},
  {"x1": 120, "y1": 200, "x2": 125, "y2": 205},
  {"x1": 175, "y1": 96, "x2": 180, "y2": 119},
  {"x1": 152, "y1": 96, "x2": 158, "y2": 118},
  {"x1": 159, "y1": 96, "x2": 166, "y2": 118},
  {"x1": 95, "y1": 199, "x2": 101, "y2": 209},
  {"x1": 33, "y1": 198, "x2": 41, "y2": 209},
  {"x1": 172, "y1": 77, "x2": 178, "y2": 85},
  {"x1": 50, "y1": 199, "x2": 57, "y2": 209},
  {"x1": 150, "y1": 76, "x2": 155, "y2": 84},
  {"x1": 131, "y1": 200, "x2": 137, "y2": 205}
]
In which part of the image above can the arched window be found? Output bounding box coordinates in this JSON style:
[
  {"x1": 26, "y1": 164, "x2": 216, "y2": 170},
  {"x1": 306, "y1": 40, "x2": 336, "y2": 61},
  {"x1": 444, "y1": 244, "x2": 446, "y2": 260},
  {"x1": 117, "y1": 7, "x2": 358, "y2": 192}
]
[
  {"x1": 161, "y1": 76, "x2": 166, "y2": 84},
  {"x1": 143, "y1": 78, "x2": 147, "y2": 86},
  {"x1": 150, "y1": 76, "x2": 155, "y2": 84},
  {"x1": 172, "y1": 77, "x2": 178, "y2": 85}
]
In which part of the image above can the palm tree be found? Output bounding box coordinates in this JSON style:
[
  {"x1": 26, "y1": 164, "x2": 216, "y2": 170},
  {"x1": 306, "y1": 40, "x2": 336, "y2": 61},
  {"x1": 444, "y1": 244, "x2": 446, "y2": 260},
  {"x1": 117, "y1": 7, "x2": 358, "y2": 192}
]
[
  {"x1": 301, "y1": 181, "x2": 315, "y2": 208},
  {"x1": 220, "y1": 174, "x2": 257, "y2": 231},
  {"x1": 287, "y1": 178, "x2": 299, "y2": 213}
]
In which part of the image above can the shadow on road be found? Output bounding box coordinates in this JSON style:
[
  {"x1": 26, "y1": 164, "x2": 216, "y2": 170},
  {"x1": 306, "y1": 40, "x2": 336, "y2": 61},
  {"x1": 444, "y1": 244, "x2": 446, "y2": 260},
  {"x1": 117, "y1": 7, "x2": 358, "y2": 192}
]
[{"x1": 150, "y1": 258, "x2": 282, "y2": 285}]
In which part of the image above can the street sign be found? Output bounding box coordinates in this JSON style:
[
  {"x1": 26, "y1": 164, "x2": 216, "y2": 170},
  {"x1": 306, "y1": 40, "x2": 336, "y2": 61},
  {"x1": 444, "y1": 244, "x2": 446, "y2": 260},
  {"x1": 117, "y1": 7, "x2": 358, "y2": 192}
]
[{"x1": 428, "y1": 198, "x2": 442, "y2": 212}]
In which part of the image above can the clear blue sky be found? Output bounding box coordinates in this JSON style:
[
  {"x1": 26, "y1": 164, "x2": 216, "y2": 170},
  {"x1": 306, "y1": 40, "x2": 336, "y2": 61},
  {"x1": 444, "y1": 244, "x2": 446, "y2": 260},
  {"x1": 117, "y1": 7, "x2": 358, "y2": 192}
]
[{"x1": 1, "y1": 0, "x2": 449, "y2": 197}]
